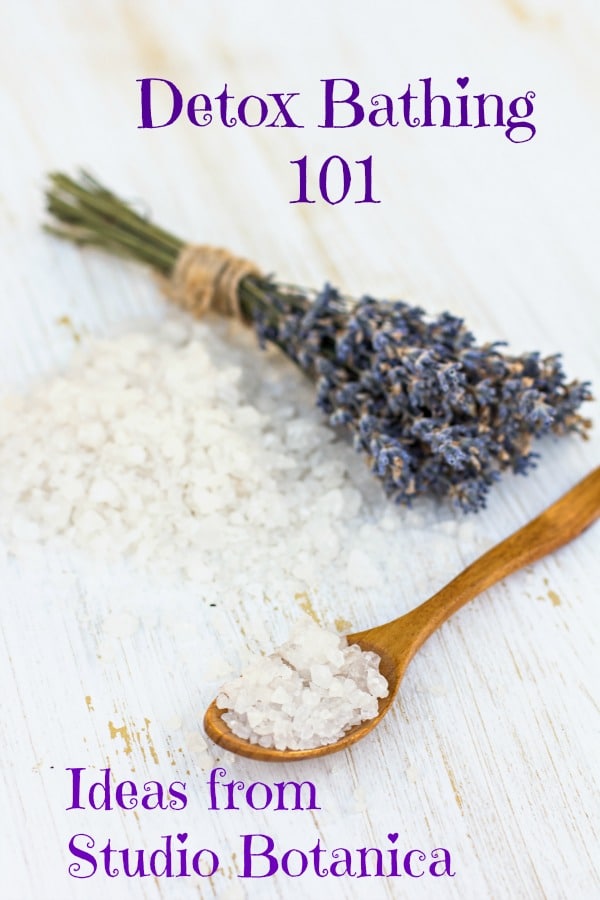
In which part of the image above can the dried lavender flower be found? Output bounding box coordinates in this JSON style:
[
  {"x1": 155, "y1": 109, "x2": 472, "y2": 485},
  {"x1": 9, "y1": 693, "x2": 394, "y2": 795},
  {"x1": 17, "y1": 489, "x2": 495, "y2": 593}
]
[
  {"x1": 249, "y1": 283, "x2": 591, "y2": 511},
  {"x1": 44, "y1": 173, "x2": 592, "y2": 512}
]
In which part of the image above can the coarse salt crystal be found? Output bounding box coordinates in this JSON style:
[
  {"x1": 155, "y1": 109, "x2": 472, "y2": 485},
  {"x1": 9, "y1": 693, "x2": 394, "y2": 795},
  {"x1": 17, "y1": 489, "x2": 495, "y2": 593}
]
[
  {"x1": 77, "y1": 422, "x2": 106, "y2": 448},
  {"x1": 11, "y1": 516, "x2": 40, "y2": 541},
  {"x1": 89, "y1": 478, "x2": 121, "y2": 506},
  {"x1": 217, "y1": 617, "x2": 388, "y2": 750}
]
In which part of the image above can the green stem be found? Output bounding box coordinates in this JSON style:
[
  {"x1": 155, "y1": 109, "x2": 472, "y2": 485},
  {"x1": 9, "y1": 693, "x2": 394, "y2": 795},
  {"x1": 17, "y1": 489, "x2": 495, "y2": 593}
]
[
  {"x1": 44, "y1": 171, "x2": 314, "y2": 327},
  {"x1": 45, "y1": 171, "x2": 184, "y2": 276}
]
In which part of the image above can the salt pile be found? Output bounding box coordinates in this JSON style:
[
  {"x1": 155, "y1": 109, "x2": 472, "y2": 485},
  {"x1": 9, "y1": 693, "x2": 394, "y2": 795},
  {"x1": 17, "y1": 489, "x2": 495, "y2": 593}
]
[
  {"x1": 216, "y1": 617, "x2": 389, "y2": 750},
  {"x1": 0, "y1": 315, "x2": 419, "y2": 594}
]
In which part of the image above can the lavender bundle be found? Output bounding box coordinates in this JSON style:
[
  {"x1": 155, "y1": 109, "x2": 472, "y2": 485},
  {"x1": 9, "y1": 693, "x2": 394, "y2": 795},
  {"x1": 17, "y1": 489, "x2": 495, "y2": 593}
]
[{"x1": 45, "y1": 172, "x2": 591, "y2": 512}]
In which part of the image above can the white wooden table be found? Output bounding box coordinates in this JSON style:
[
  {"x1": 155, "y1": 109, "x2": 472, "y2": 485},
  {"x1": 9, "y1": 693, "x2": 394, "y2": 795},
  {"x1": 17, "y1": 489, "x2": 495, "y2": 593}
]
[{"x1": 1, "y1": 2, "x2": 598, "y2": 898}]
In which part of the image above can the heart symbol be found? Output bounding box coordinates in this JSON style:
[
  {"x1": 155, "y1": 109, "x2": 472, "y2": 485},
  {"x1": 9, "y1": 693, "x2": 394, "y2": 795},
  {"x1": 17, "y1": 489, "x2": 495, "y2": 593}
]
[
  {"x1": 457, "y1": 76, "x2": 469, "y2": 89},
  {"x1": 388, "y1": 832, "x2": 399, "y2": 843},
  {"x1": 177, "y1": 833, "x2": 188, "y2": 842}
]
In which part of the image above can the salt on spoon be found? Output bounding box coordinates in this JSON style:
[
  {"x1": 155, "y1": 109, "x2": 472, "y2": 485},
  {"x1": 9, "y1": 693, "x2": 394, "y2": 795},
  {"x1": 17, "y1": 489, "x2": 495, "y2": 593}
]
[
  {"x1": 204, "y1": 466, "x2": 600, "y2": 762},
  {"x1": 215, "y1": 616, "x2": 389, "y2": 752}
]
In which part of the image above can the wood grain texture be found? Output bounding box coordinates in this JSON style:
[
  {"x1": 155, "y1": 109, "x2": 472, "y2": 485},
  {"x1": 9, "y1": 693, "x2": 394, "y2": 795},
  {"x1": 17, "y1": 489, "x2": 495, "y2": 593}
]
[{"x1": 1, "y1": 2, "x2": 599, "y2": 899}]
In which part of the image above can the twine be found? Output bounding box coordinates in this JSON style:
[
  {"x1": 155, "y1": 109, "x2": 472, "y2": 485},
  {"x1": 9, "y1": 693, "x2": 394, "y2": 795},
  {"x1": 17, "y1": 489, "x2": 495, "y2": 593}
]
[{"x1": 165, "y1": 244, "x2": 261, "y2": 320}]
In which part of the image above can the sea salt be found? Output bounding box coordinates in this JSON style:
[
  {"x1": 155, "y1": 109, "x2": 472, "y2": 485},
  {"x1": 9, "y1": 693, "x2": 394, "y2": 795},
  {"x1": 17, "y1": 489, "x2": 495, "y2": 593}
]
[
  {"x1": 216, "y1": 617, "x2": 389, "y2": 751},
  {"x1": 0, "y1": 315, "x2": 419, "y2": 594}
]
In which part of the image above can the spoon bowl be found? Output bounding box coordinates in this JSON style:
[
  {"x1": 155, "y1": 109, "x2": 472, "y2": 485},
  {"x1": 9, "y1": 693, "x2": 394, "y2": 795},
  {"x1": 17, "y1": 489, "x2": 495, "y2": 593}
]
[{"x1": 204, "y1": 467, "x2": 600, "y2": 762}]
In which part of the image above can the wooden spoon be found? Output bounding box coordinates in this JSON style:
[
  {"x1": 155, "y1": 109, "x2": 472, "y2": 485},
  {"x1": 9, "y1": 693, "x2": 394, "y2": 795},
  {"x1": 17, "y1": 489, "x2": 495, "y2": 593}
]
[{"x1": 204, "y1": 467, "x2": 600, "y2": 762}]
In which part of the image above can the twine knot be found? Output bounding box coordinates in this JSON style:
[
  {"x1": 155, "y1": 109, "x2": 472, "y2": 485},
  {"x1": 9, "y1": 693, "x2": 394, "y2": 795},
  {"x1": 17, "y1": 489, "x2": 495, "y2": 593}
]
[{"x1": 167, "y1": 244, "x2": 260, "y2": 320}]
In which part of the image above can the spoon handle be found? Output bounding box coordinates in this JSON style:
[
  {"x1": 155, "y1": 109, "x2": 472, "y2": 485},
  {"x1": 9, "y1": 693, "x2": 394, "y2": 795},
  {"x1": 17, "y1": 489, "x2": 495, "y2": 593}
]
[{"x1": 402, "y1": 466, "x2": 600, "y2": 649}]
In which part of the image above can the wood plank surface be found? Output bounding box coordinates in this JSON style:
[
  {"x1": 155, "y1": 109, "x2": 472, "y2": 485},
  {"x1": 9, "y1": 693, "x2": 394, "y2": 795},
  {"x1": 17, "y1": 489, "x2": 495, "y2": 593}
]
[{"x1": 1, "y1": 2, "x2": 598, "y2": 898}]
